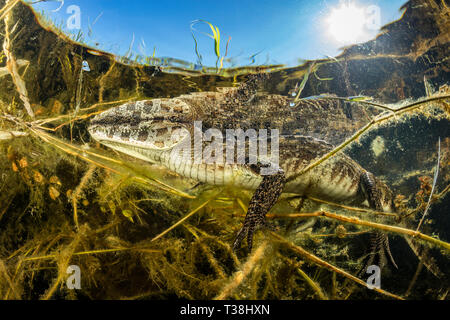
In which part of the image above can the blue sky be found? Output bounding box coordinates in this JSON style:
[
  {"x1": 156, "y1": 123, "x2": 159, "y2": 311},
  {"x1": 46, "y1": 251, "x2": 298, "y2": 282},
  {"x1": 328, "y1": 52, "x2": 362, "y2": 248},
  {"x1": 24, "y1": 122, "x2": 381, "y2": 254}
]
[{"x1": 29, "y1": 0, "x2": 407, "y2": 68}]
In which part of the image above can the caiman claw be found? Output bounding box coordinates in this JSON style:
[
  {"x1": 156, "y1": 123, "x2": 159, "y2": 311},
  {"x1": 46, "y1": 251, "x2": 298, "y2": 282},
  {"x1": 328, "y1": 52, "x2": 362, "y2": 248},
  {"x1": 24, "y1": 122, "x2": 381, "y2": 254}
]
[
  {"x1": 360, "y1": 170, "x2": 398, "y2": 269},
  {"x1": 233, "y1": 163, "x2": 285, "y2": 251}
]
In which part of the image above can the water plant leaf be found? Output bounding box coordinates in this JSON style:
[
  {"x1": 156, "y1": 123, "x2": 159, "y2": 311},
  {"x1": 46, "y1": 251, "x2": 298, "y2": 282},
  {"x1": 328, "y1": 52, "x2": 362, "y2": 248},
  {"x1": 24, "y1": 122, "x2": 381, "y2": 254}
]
[
  {"x1": 293, "y1": 62, "x2": 315, "y2": 103},
  {"x1": 190, "y1": 19, "x2": 224, "y2": 70},
  {"x1": 122, "y1": 209, "x2": 134, "y2": 223}
]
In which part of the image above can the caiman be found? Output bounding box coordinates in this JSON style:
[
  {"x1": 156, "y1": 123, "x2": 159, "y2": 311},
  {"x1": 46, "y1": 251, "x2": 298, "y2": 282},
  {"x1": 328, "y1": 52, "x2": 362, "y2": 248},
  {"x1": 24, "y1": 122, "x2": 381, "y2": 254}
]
[{"x1": 88, "y1": 75, "x2": 396, "y2": 267}]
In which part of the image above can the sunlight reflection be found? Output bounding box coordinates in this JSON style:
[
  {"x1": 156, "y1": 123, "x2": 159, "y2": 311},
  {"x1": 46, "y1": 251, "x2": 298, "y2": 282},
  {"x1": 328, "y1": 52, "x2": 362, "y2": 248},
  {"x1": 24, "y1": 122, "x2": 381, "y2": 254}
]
[{"x1": 326, "y1": 2, "x2": 379, "y2": 45}]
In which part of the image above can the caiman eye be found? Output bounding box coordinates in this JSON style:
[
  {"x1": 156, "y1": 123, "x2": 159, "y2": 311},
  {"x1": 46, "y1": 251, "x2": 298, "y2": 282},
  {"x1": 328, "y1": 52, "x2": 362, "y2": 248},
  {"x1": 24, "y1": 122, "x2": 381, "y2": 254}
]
[{"x1": 248, "y1": 163, "x2": 260, "y2": 174}]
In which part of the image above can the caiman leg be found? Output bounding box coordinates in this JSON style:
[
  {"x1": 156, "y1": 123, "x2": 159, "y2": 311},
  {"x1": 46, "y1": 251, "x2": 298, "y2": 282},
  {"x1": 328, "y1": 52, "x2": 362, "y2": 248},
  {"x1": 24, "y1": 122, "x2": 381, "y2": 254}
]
[
  {"x1": 360, "y1": 171, "x2": 398, "y2": 269},
  {"x1": 233, "y1": 163, "x2": 285, "y2": 251}
]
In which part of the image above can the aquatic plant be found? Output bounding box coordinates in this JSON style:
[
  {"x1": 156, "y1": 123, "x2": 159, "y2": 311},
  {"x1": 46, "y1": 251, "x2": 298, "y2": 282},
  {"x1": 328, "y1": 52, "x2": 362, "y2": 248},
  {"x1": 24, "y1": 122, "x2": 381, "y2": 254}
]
[{"x1": 190, "y1": 19, "x2": 227, "y2": 71}]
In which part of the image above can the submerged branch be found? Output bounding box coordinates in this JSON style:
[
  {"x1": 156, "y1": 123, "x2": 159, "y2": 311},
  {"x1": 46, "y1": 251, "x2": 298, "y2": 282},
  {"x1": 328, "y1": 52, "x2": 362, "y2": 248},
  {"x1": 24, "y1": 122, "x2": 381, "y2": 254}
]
[
  {"x1": 0, "y1": 0, "x2": 19, "y2": 20},
  {"x1": 269, "y1": 210, "x2": 450, "y2": 252},
  {"x1": 304, "y1": 195, "x2": 398, "y2": 217}
]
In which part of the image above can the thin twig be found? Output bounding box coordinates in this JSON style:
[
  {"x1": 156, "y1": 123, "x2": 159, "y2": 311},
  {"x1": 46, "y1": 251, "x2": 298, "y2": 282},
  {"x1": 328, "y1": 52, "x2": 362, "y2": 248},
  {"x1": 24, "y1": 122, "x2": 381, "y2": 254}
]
[
  {"x1": 23, "y1": 247, "x2": 161, "y2": 262},
  {"x1": 71, "y1": 164, "x2": 96, "y2": 230},
  {"x1": 0, "y1": 259, "x2": 20, "y2": 299},
  {"x1": 416, "y1": 137, "x2": 440, "y2": 232},
  {"x1": 151, "y1": 198, "x2": 214, "y2": 242},
  {"x1": 305, "y1": 195, "x2": 398, "y2": 217},
  {"x1": 268, "y1": 210, "x2": 450, "y2": 252},
  {"x1": 0, "y1": 0, "x2": 19, "y2": 20}
]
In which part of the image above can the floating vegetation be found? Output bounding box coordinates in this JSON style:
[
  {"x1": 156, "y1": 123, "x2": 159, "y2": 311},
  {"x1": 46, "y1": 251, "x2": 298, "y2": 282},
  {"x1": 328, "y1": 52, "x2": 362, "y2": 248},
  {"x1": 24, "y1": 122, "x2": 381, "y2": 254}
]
[
  {"x1": 0, "y1": 0, "x2": 449, "y2": 301},
  {"x1": 190, "y1": 19, "x2": 233, "y2": 71}
]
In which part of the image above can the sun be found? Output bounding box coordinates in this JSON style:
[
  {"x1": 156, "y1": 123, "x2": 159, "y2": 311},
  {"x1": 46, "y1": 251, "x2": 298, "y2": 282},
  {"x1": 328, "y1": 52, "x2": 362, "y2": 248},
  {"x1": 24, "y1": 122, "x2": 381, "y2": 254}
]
[{"x1": 326, "y1": 2, "x2": 367, "y2": 44}]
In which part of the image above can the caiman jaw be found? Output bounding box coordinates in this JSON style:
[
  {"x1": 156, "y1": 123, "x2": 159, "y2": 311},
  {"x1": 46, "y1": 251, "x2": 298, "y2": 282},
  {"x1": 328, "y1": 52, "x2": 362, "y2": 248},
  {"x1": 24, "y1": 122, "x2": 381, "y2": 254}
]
[{"x1": 88, "y1": 99, "x2": 192, "y2": 156}]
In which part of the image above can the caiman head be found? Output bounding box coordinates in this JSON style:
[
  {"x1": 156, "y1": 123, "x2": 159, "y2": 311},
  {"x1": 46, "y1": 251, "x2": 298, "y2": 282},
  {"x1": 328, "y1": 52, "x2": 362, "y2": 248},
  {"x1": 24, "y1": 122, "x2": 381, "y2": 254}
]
[{"x1": 88, "y1": 99, "x2": 194, "y2": 163}]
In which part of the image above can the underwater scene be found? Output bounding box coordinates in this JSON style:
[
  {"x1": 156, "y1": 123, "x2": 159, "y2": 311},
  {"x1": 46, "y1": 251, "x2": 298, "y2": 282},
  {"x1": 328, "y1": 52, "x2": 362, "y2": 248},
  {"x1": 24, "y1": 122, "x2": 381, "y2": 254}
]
[{"x1": 0, "y1": 0, "x2": 449, "y2": 301}]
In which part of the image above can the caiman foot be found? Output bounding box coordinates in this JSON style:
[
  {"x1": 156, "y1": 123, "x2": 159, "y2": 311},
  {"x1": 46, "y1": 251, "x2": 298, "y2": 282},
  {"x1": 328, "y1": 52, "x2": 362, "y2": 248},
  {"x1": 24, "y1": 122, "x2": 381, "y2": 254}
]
[
  {"x1": 366, "y1": 231, "x2": 398, "y2": 270},
  {"x1": 360, "y1": 171, "x2": 398, "y2": 270},
  {"x1": 233, "y1": 162, "x2": 285, "y2": 251}
]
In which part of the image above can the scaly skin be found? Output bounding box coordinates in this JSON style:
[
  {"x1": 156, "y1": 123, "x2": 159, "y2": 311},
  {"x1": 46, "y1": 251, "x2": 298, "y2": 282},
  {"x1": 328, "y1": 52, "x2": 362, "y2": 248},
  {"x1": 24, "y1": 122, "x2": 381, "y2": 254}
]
[{"x1": 88, "y1": 76, "x2": 396, "y2": 262}]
